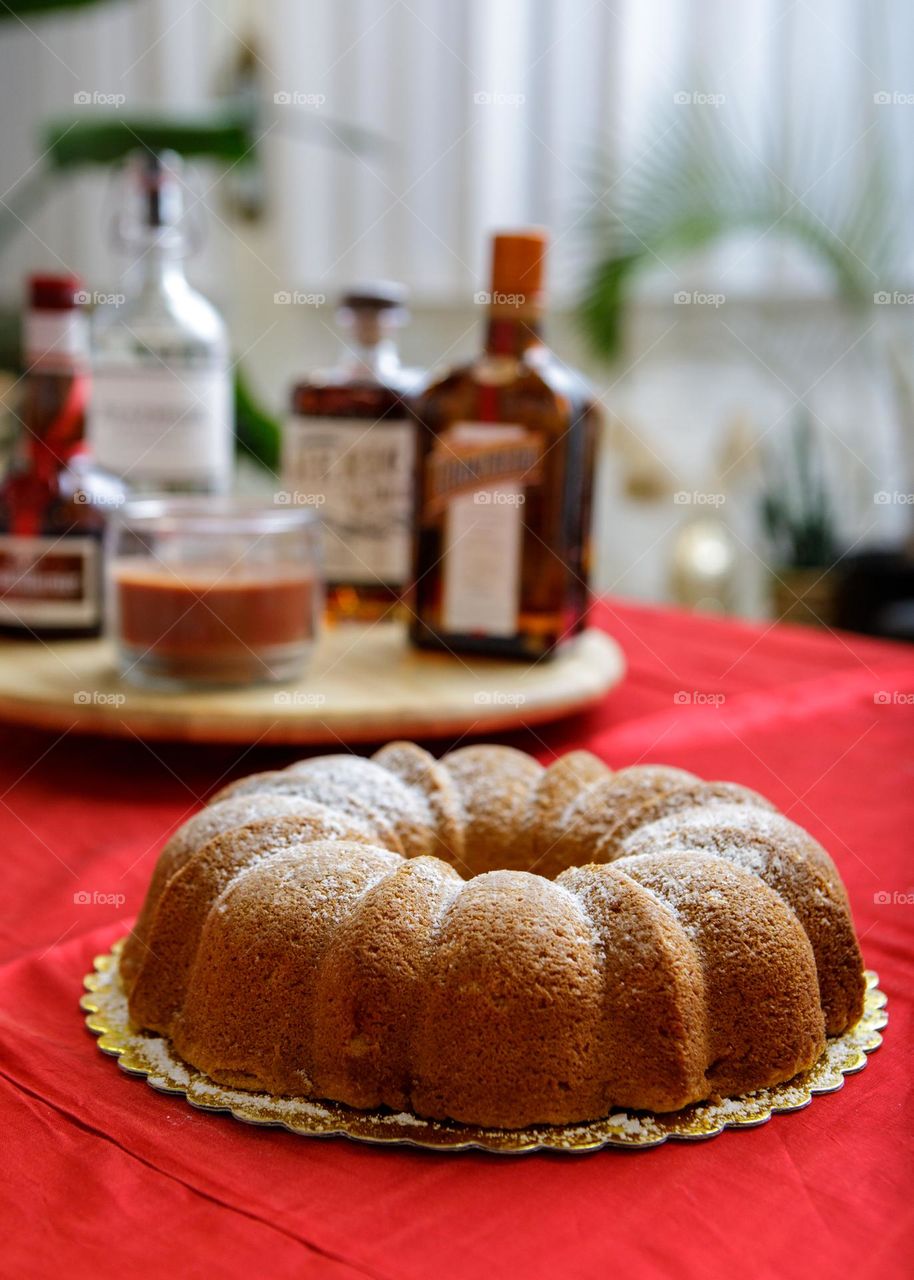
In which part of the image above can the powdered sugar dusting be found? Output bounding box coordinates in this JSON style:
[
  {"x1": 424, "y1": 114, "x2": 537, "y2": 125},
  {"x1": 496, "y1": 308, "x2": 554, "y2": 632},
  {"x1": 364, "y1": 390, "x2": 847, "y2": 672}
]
[
  {"x1": 282, "y1": 756, "x2": 437, "y2": 854},
  {"x1": 140, "y1": 1035, "x2": 192, "y2": 1087}
]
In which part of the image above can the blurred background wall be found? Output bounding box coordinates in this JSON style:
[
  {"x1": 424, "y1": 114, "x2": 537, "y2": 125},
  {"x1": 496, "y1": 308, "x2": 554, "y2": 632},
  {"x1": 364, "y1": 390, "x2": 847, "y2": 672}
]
[{"x1": 2, "y1": 0, "x2": 913, "y2": 617}]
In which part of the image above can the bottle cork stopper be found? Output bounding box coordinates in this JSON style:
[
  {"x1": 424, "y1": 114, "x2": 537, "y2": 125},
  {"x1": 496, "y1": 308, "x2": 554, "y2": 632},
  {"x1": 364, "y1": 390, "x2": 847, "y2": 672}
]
[{"x1": 489, "y1": 229, "x2": 548, "y2": 304}]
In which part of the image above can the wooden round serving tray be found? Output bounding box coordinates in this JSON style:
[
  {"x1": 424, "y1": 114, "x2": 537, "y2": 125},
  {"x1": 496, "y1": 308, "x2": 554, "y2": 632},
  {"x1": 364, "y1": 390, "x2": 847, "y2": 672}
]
[{"x1": 0, "y1": 624, "x2": 624, "y2": 745}]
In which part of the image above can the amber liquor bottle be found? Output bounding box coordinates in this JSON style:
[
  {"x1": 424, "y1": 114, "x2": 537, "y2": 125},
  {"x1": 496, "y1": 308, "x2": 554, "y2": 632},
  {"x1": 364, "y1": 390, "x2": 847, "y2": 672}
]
[
  {"x1": 410, "y1": 230, "x2": 598, "y2": 659},
  {"x1": 284, "y1": 283, "x2": 419, "y2": 622},
  {"x1": 0, "y1": 275, "x2": 122, "y2": 638}
]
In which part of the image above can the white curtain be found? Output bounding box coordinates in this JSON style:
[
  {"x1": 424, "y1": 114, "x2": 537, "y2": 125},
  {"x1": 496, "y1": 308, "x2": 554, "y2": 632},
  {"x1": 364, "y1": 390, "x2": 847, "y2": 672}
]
[
  {"x1": 259, "y1": 0, "x2": 914, "y2": 297},
  {"x1": 2, "y1": 0, "x2": 913, "y2": 302},
  {"x1": 0, "y1": 0, "x2": 230, "y2": 296},
  {"x1": 2, "y1": 0, "x2": 912, "y2": 606}
]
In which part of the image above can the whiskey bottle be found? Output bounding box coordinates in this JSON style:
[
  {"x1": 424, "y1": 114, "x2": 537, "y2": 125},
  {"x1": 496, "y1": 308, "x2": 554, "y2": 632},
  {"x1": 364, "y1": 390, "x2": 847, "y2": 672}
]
[
  {"x1": 0, "y1": 275, "x2": 123, "y2": 638},
  {"x1": 284, "y1": 283, "x2": 419, "y2": 622},
  {"x1": 410, "y1": 230, "x2": 598, "y2": 659},
  {"x1": 89, "y1": 150, "x2": 233, "y2": 494}
]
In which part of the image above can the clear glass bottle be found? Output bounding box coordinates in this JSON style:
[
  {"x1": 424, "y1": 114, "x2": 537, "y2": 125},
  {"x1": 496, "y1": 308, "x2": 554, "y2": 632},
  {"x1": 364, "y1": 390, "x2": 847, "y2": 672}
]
[
  {"x1": 89, "y1": 149, "x2": 233, "y2": 495},
  {"x1": 410, "y1": 230, "x2": 599, "y2": 659},
  {"x1": 284, "y1": 283, "x2": 420, "y2": 622}
]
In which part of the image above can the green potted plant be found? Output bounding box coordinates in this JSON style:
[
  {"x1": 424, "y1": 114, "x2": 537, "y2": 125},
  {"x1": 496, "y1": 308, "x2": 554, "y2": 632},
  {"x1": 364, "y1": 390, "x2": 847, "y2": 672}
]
[
  {"x1": 759, "y1": 410, "x2": 840, "y2": 626},
  {"x1": 574, "y1": 105, "x2": 909, "y2": 628}
]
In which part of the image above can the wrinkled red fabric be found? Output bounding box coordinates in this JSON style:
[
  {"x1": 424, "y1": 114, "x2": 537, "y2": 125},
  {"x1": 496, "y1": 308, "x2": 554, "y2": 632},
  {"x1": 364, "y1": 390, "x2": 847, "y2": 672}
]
[{"x1": 1, "y1": 599, "x2": 912, "y2": 1279}]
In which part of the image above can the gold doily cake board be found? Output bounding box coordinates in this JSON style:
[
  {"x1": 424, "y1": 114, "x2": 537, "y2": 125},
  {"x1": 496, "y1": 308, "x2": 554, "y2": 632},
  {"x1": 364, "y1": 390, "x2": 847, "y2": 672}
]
[
  {"x1": 0, "y1": 624, "x2": 623, "y2": 745},
  {"x1": 82, "y1": 941, "x2": 887, "y2": 1154}
]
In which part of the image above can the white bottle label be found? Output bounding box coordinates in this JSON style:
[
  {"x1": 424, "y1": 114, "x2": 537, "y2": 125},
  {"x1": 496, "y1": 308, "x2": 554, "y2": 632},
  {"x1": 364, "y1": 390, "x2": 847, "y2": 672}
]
[
  {"x1": 427, "y1": 422, "x2": 541, "y2": 637},
  {"x1": 25, "y1": 312, "x2": 89, "y2": 370},
  {"x1": 283, "y1": 416, "x2": 416, "y2": 585},
  {"x1": 89, "y1": 365, "x2": 232, "y2": 487},
  {"x1": 0, "y1": 535, "x2": 99, "y2": 628}
]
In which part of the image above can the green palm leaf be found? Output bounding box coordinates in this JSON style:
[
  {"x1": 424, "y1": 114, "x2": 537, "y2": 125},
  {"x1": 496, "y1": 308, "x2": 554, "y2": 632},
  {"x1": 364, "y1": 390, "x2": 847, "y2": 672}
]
[{"x1": 578, "y1": 106, "x2": 899, "y2": 361}]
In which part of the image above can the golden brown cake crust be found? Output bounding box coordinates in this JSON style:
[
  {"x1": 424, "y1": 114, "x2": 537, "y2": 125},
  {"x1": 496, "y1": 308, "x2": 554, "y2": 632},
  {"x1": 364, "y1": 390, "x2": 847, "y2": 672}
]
[
  {"x1": 410, "y1": 871, "x2": 607, "y2": 1127},
  {"x1": 535, "y1": 764, "x2": 698, "y2": 876},
  {"x1": 371, "y1": 741, "x2": 465, "y2": 868},
  {"x1": 128, "y1": 813, "x2": 378, "y2": 1034},
  {"x1": 558, "y1": 863, "x2": 708, "y2": 1112},
  {"x1": 312, "y1": 856, "x2": 462, "y2": 1110},
  {"x1": 614, "y1": 852, "x2": 825, "y2": 1094},
  {"x1": 441, "y1": 745, "x2": 543, "y2": 873},
  {"x1": 125, "y1": 743, "x2": 866, "y2": 1129},
  {"x1": 620, "y1": 804, "x2": 866, "y2": 1033},
  {"x1": 523, "y1": 750, "x2": 613, "y2": 879},
  {"x1": 121, "y1": 795, "x2": 368, "y2": 989},
  {"x1": 171, "y1": 842, "x2": 401, "y2": 1094}
]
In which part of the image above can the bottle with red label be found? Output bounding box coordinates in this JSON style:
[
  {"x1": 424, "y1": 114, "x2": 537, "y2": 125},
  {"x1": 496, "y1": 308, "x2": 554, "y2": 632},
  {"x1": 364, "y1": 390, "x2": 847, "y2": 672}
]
[{"x1": 0, "y1": 274, "x2": 123, "y2": 638}]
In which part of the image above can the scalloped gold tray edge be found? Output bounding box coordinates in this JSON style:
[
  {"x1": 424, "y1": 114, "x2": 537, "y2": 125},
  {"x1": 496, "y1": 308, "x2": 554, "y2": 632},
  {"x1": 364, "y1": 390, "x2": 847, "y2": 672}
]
[{"x1": 82, "y1": 940, "x2": 887, "y2": 1154}]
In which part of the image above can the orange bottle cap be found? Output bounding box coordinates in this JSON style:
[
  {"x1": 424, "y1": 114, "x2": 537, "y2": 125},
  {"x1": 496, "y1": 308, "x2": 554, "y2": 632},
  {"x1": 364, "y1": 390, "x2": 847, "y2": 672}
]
[{"x1": 489, "y1": 229, "x2": 548, "y2": 306}]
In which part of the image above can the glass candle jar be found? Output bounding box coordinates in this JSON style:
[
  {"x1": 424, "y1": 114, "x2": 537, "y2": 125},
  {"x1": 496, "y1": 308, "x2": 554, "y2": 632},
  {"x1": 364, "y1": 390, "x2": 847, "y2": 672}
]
[{"x1": 107, "y1": 497, "x2": 322, "y2": 689}]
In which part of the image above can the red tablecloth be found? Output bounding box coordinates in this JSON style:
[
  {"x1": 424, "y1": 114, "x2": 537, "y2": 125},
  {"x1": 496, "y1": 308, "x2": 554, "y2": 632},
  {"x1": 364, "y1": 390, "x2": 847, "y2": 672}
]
[{"x1": 1, "y1": 599, "x2": 912, "y2": 1279}]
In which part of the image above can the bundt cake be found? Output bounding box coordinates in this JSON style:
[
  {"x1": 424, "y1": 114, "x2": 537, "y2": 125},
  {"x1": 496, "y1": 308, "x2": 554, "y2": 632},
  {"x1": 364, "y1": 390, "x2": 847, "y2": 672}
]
[{"x1": 122, "y1": 742, "x2": 866, "y2": 1130}]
